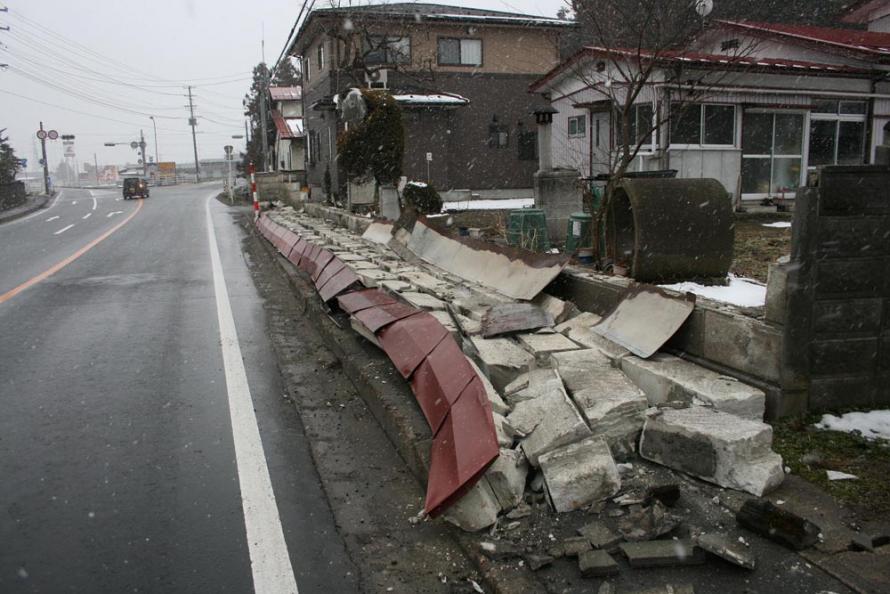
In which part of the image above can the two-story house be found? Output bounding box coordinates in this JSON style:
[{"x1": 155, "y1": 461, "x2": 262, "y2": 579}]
[
  {"x1": 268, "y1": 86, "x2": 306, "y2": 182},
  {"x1": 285, "y1": 2, "x2": 573, "y2": 203},
  {"x1": 531, "y1": 3, "x2": 890, "y2": 206}
]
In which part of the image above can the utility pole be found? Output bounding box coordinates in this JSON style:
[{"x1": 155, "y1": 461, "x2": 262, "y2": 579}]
[
  {"x1": 258, "y1": 64, "x2": 270, "y2": 172},
  {"x1": 139, "y1": 129, "x2": 147, "y2": 178},
  {"x1": 149, "y1": 115, "x2": 160, "y2": 164},
  {"x1": 94, "y1": 153, "x2": 99, "y2": 185},
  {"x1": 187, "y1": 85, "x2": 200, "y2": 183},
  {"x1": 38, "y1": 122, "x2": 50, "y2": 195}
]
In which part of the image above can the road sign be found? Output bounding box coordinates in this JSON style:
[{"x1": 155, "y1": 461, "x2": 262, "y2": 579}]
[
  {"x1": 138, "y1": 158, "x2": 143, "y2": 165},
  {"x1": 426, "y1": 152, "x2": 433, "y2": 162},
  {"x1": 61, "y1": 134, "x2": 75, "y2": 140},
  {"x1": 104, "y1": 143, "x2": 116, "y2": 147},
  {"x1": 47, "y1": 130, "x2": 58, "y2": 140},
  {"x1": 17, "y1": 158, "x2": 27, "y2": 168},
  {"x1": 224, "y1": 145, "x2": 233, "y2": 155},
  {"x1": 36, "y1": 130, "x2": 47, "y2": 140},
  {"x1": 130, "y1": 141, "x2": 139, "y2": 149}
]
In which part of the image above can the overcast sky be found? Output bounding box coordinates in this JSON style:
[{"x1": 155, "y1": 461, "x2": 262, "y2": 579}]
[{"x1": 0, "y1": 0, "x2": 566, "y2": 175}]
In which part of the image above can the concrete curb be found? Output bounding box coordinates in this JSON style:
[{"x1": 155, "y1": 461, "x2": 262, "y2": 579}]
[
  {"x1": 244, "y1": 215, "x2": 545, "y2": 594},
  {"x1": 0, "y1": 194, "x2": 52, "y2": 225}
]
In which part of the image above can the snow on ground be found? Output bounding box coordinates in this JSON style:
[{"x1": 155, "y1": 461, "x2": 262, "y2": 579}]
[
  {"x1": 815, "y1": 410, "x2": 890, "y2": 441},
  {"x1": 762, "y1": 221, "x2": 792, "y2": 228},
  {"x1": 659, "y1": 274, "x2": 767, "y2": 307},
  {"x1": 442, "y1": 198, "x2": 534, "y2": 212}
]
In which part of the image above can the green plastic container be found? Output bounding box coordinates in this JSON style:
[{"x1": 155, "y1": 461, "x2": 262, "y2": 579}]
[
  {"x1": 507, "y1": 208, "x2": 550, "y2": 252},
  {"x1": 565, "y1": 212, "x2": 593, "y2": 253}
]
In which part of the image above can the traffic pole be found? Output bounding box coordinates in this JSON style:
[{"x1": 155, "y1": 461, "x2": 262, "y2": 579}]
[{"x1": 250, "y1": 162, "x2": 260, "y2": 220}]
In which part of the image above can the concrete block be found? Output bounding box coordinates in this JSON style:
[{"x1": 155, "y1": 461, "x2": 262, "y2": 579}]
[
  {"x1": 696, "y1": 533, "x2": 756, "y2": 569},
  {"x1": 503, "y1": 368, "x2": 563, "y2": 405},
  {"x1": 508, "y1": 378, "x2": 591, "y2": 466},
  {"x1": 639, "y1": 407, "x2": 784, "y2": 496},
  {"x1": 555, "y1": 312, "x2": 630, "y2": 363},
  {"x1": 578, "y1": 521, "x2": 622, "y2": 550},
  {"x1": 399, "y1": 291, "x2": 446, "y2": 311},
  {"x1": 470, "y1": 336, "x2": 535, "y2": 392},
  {"x1": 443, "y1": 477, "x2": 500, "y2": 532},
  {"x1": 467, "y1": 357, "x2": 511, "y2": 415},
  {"x1": 701, "y1": 308, "x2": 782, "y2": 384},
  {"x1": 518, "y1": 332, "x2": 580, "y2": 363},
  {"x1": 764, "y1": 259, "x2": 790, "y2": 325},
  {"x1": 620, "y1": 354, "x2": 766, "y2": 420},
  {"x1": 379, "y1": 279, "x2": 414, "y2": 293},
  {"x1": 539, "y1": 436, "x2": 621, "y2": 512},
  {"x1": 533, "y1": 293, "x2": 576, "y2": 325},
  {"x1": 550, "y1": 348, "x2": 613, "y2": 393},
  {"x1": 578, "y1": 550, "x2": 619, "y2": 577},
  {"x1": 492, "y1": 412, "x2": 518, "y2": 447},
  {"x1": 357, "y1": 268, "x2": 397, "y2": 288},
  {"x1": 485, "y1": 448, "x2": 529, "y2": 511},
  {"x1": 398, "y1": 270, "x2": 450, "y2": 294},
  {"x1": 619, "y1": 540, "x2": 705, "y2": 568}
]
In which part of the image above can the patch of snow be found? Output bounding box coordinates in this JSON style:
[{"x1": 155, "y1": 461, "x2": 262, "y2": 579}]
[
  {"x1": 815, "y1": 410, "x2": 890, "y2": 441},
  {"x1": 442, "y1": 198, "x2": 535, "y2": 212},
  {"x1": 393, "y1": 93, "x2": 469, "y2": 105},
  {"x1": 826, "y1": 470, "x2": 858, "y2": 481},
  {"x1": 407, "y1": 181, "x2": 428, "y2": 188},
  {"x1": 659, "y1": 274, "x2": 767, "y2": 308},
  {"x1": 762, "y1": 221, "x2": 792, "y2": 229}
]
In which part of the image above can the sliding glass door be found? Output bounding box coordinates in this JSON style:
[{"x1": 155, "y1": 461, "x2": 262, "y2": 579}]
[{"x1": 741, "y1": 111, "x2": 805, "y2": 199}]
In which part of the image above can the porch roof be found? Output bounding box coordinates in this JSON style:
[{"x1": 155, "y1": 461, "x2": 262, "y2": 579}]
[{"x1": 271, "y1": 110, "x2": 305, "y2": 139}]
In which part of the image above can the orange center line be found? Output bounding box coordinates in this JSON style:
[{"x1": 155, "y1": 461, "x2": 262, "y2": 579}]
[{"x1": 0, "y1": 198, "x2": 144, "y2": 305}]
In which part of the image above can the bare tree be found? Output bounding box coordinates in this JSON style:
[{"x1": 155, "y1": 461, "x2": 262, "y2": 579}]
[{"x1": 564, "y1": 0, "x2": 760, "y2": 261}]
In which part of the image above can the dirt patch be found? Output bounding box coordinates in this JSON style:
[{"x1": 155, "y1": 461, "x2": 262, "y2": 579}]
[
  {"x1": 732, "y1": 214, "x2": 793, "y2": 283},
  {"x1": 773, "y1": 412, "x2": 890, "y2": 518}
]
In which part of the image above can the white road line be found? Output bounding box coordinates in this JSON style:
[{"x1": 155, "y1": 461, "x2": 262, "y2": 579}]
[
  {"x1": 71, "y1": 201, "x2": 77, "y2": 205},
  {"x1": 106, "y1": 211, "x2": 123, "y2": 218},
  {"x1": 46, "y1": 216, "x2": 60, "y2": 222},
  {"x1": 54, "y1": 224, "x2": 74, "y2": 235},
  {"x1": 205, "y1": 194, "x2": 298, "y2": 594},
  {"x1": 92, "y1": 195, "x2": 97, "y2": 210},
  {"x1": 82, "y1": 213, "x2": 92, "y2": 220},
  {"x1": 5, "y1": 190, "x2": 65, "y2": 226}
]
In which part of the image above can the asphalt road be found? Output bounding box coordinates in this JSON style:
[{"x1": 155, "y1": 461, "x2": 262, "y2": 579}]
[{"x1": 0, "y1": 184, "x2": 358, "y2": 593}]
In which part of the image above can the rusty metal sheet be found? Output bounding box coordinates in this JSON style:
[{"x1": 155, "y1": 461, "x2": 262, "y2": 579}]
[
  {"x1": 377, "y1": 313, "x2": 449, "y2": 379},
  {"x1": 337, "y1": 289, "x2": 398, "y2": 314},
  {"x1": 287, "y1": 238, "x2": 308, "y2": 265},
  {"x1": 311, "y1": 249, "x2": 335, "y2": 282},
  {"x1": 300, "y1": 244, "x2": 321, "y2": 274},
  {"x1": 424, "y1": 377, "x2": 500, "y2": 517},
  {"x1": 593, "y1": 284, "x2": 696, "y2": 359},
  {"x1": 314, "y1": 258, "x2": 346, "y2": 290},
  {"x1": 409, "y1": 338, "x2": 475, "y2": 434},
  {"x1": 276, "y1": 228, "x2": 300, "y2": 255},
  {"x1": 354, "y1": 302, "x2": 421, "y2": 334},
  {"x1": 481, "y1": 302, "x2": 555, "y2": 338},
  {"x1": 318, "y1": 267, "x2": 361, "y2": 303}
]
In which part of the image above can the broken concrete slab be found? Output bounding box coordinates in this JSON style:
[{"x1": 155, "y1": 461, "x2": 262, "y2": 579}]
[
  {"x1": 620, "y1": 354, "x2": 766, "y2": 420},
  {"x1": 555, "y1": 312, "x2": 631, "y2": 363},
  {"x1": 619, "y1": 540, "x2": 705, "y2": 568},
  {"x1": 618, "y1": 501, "x2": 682, "y2": 542},
  {"x1": 578, "y1": 521, "x2": 622, "y2": 551},
  {"x1": 492, "y1": 413, "x2": 518, "y2": 448},
  {"x1": 572, "y1": 389, "x2": 648, "y2": 460},
  {"x1": 361, "y1": 221, "x2": 394, "y2": 245},
  {"x1": 466, "y1": 357, "x2": 510, "y2": 416},
  {"x1": 640, "y1": 407, "x2": 785, "y2": 496},
  {"x1": 551, "y1": 536, "x2": 593, "y2": 558},
  {"x1": 594, "y1": 286, "x2": 695, "y2": 359},
  {"x1": 398, "y1": 270, "x2": 450, "y2": 295},
  {"x1": 696, "y1": 533, "x2": 756, "y2": 570},
  {"x1": 443, "y1": 477, "x2": 500, "y2": 532},
  {"x1": 517, "y1": 332, "x2": 580, "y2": 364},
  {"x1": 485, "y1": 448, "x2": 529, "y2": 511},
  {"x1": 503, "y1": 368, "x2": 561, "y2": 400},
  {"x1": 539, "y1": 437, "x2": 620, "y2": 512},
  {"x1": 578, "y1": 549, "x2": 620, "y2": 577},
  {"x1": 736, "y1": 499, "x2": 821, "y2": 551},
  {"x1": 533, "y1": 293, "x2": 578, "y2": 325},
  {"x1": 508, "y1": 381, "x2": 592, "y2": 467},
  {"x1": 399, "y1": 291, "x2": 447, "y2": 311},
  {"x1": 357, "y1": 268, "x2": 397, "y2": 288},
  {"x1": 470, "y1": 336, "x2": 535, "y2": 392},
  {"x1": 550, "y1": 348, "x2": 614, "y2": 393},
  {"x1": 378, "y1": 279, "x2": 414, "y2": 293},
  {"x1": 525, "y1": 553, "x2": 554, "y2": 571},
  {"x1": 481, "y1": 303, "x2": 555, "y2": 338}
]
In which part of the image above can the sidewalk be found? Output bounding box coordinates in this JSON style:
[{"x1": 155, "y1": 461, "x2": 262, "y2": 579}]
[
  {"x1": 249, "y1": 204, "x2": 881, "y2": 593},
  {"x1": 0, "y1": 193, "x2": 53, "y2": 225}
]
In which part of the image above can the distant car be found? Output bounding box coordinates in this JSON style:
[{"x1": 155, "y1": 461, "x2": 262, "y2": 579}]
[{"x1": 122, "y1": 177, "x2": 149, "y2": 199}]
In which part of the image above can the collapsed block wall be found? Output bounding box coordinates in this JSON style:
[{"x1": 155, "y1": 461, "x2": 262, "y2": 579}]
[{"x1": 784, "y1": 166, "x2": 890, "y2": 410}]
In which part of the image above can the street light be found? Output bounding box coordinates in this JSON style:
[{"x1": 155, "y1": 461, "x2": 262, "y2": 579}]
[{"x1": 149, "y1": 116, "x2": 160, "y2": 164}]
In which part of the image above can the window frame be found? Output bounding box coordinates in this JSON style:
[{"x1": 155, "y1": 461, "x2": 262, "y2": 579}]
[
  {"x1": 365, "y1": 35, "x2": 412, "y2": 65},
  {"x1": 669, "y1": 102, "x2": 737, "y2": 148},
  {"x1": 807, "y1": 102, "x2": 867, "y2": 168},
  {"x1": 317, "y1": 42, "x2": 324, "y2": 71},
  {"x1": 436, "y1": 37, "x2": 483, "y2": 67},
  {"x1": 568, "y1": 115, "x2": 587, "y2": 138}
]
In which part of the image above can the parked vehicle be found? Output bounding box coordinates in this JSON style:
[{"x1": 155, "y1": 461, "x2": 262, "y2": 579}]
[{"x1": 122, "y1": 177, "x2": 149, "y2": 199}]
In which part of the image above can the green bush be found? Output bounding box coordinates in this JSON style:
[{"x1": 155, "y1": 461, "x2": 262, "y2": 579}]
[
  {"x1": 402, "y1": 182, "x2": 442, "y2": 215},
  {"x1": 337, "y1": 89, "x2": 404, "y2": 185}
]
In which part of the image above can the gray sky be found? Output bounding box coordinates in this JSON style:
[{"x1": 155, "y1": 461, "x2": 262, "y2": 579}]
[{"x1": 0, "y1": 0, "x2": 566, "y2": 174}]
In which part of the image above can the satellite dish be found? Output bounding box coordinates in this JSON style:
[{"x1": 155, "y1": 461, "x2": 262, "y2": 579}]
[{"x1": 695, "y1": 0, "x2": 714, "y2": 17}]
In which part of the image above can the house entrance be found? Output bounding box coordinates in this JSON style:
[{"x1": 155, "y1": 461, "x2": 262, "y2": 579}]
[{"x1": 741, "y1": 110, "x2": 805, "y2": 200}]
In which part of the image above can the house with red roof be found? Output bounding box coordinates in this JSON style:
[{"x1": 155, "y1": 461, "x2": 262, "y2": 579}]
[
  {"x1": 268, "y1": 86, "x2": 306, "y2": 181},
  {"x1": 530, "y1": 10, "x2": 890, "y2": 205}
]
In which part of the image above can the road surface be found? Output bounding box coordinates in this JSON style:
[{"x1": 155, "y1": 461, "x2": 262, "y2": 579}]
[{"x1": 0, "y1": 184, "x2": 358, "y2": 593}]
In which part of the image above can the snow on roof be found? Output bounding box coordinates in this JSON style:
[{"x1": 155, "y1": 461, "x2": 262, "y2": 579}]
[
  {"x1": 720, "y1": 20, "x2": 890, "y2": 56},
  {"x1": 393, "y1": 93, "x2": 470, "y2": 106},
  {"x1": 269, "y1": 86, "x2": 302, "y2": 101}
]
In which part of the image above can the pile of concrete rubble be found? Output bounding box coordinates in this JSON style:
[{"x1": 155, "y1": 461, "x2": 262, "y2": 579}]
[{"x1": 264, "y1": 206, "x2": 794, "y2": 581}]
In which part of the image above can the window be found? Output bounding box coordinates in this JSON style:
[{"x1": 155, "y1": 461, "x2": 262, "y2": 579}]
[
  {"x1": 317, "y1": 43, "x2": 324, "y2": 71},
  {"x1": 437, "y1": 38, "x2": 482, "y2": 66},
  {"x1": 808, "y1": 100, "x2": 866, "y2": 167},
  {"x1": 304, "y1": 56, "x2": 311, "y2": 82},
  {"x1": 488, "y1": 116, "x2": 508, "y2": 148},
  {"x1": 624, "y1": 104, "x2": 653, "y2": 149},
  {"x1": 365, "y1": 36, "x2": 411, "y2": 65},
  {"x1": 721, "y1": 38, "x2": 741, "y2": 51},
  {"x1": 518, "y1": 130, "x2": 537, "y2": 161},
  {"x1": 308, "y1": 130, "x2": 321, "y2": 165},
  {"x1": 670, "y1": 103, "x2": 736, "y2": 146},
  {"x1": 568, "y1": 115, "x2": 586, "y2": 138}
]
